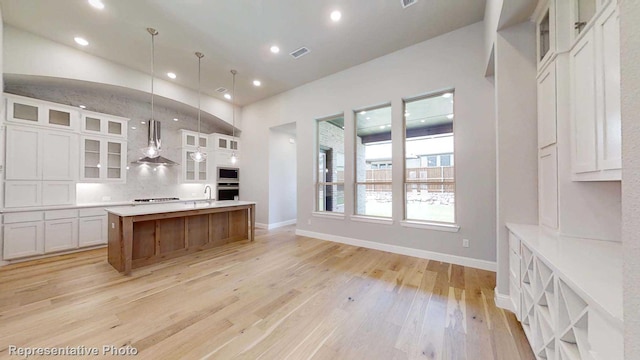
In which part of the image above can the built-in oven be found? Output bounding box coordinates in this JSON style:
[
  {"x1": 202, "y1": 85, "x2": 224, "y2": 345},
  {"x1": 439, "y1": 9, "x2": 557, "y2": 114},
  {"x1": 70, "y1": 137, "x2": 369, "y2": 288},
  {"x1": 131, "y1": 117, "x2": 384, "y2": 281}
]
[
  {"x1": 217, "y1": 183, "x2": 239, "y2": 201},
  {"x1": 218, "y1": 167, "x2": 239, "y2": 182}
]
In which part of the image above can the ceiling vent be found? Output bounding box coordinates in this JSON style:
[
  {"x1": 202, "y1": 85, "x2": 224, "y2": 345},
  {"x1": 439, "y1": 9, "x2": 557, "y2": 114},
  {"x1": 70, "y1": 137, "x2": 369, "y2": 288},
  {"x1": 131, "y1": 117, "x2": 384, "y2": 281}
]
[
  {"x1": 290, "y1": 47, "x2": 311, "y2": 59},
  {"x1": 401, "y1": 0, "x2": 417, "y2": 9},
  {"x1": 215, "y1": 87, "x2": 228, "y2": 93}
]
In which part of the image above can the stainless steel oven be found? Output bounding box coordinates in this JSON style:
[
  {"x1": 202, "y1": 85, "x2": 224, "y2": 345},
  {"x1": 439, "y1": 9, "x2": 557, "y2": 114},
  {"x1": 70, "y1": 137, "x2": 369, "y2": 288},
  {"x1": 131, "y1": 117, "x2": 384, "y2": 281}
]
[{"x1": 217, "y1": 183, "x2": 239, "y2": 201}]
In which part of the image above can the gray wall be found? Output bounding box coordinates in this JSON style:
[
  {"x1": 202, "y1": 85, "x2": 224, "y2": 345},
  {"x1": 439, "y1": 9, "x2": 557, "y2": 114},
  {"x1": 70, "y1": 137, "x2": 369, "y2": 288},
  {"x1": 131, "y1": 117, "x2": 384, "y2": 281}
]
[
  {"x1": 241, "y1": 22, "x2": 498, "y2": 265},
  {"x1": 5, "y1": 84, "x2": 227, "y2": 202},
  {"x1": 268, "y1": 128, "x2": 297, "y2": 225}
]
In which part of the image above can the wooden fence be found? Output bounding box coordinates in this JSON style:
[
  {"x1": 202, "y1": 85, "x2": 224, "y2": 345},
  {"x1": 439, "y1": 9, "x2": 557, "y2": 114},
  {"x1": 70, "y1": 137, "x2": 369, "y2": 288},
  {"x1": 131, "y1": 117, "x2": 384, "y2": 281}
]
[{"x1": 362, "y1": 166, "x2": 455, "y2": 192}]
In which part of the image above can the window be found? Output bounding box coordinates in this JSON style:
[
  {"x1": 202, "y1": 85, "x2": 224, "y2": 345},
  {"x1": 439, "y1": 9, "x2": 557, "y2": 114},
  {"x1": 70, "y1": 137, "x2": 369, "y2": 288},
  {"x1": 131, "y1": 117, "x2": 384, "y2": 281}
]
[
  {"x1": 404, "y1": 91, "x2": 455, "y2": 223},
  {"x1": 316, "y1": 115, "x2": 345, "y2": 213},
  {"x1": 355, "y1": 105, "x2": 392, "y2": 217}
]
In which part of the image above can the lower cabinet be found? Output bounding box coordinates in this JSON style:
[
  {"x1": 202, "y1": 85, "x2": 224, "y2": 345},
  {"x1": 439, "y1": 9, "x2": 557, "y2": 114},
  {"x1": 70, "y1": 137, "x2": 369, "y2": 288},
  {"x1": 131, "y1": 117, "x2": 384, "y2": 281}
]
[
  {"x1": 5, "y1": 180, "x2": 76, "y2": 208},
  {"x1": 44, "y1": 218, "x2": 78, "y2": 253},
  {"x1": 2, "y1": 207, "x2": 108, "y2": 261},
  {"x1": 508, "y1": 228, "x2": 623, "y2": 360},
  {"x1": 3, "y1": 221, "x2": 44, "y2": 260}
]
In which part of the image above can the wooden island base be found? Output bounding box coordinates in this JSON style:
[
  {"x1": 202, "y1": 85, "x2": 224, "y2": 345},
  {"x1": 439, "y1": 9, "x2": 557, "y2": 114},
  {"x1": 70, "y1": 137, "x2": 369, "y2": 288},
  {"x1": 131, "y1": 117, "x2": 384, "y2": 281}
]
[{"x1": 107, "y1": 203, "x2": 255, "y2": 274}]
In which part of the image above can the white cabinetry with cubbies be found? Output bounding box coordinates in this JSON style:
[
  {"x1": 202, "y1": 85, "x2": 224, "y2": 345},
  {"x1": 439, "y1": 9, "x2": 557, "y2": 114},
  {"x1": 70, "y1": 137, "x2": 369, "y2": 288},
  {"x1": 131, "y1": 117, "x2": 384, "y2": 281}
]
[{"x1": 507, "y1": 223, "x2": 623, "y2": 360}]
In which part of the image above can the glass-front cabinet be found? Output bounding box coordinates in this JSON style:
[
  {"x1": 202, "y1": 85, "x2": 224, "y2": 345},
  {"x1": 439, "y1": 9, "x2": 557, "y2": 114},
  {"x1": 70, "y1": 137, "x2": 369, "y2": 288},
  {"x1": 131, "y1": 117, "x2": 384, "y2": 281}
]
[
  {"x1": 81, "y1": 137, "x2": 127, "y2": 182},
  {"x1": 6, "y1": 94, "x2": 80, "y2": 131},
  {"x1": 81, "y1": 112, "x2": 128, "y2": 139},
  {"x1": 535, "y1": 1, "x2": 555, "y2": 70},
  {"x1": 180, "y1": 129, "x2": 210, "y2": 183}
]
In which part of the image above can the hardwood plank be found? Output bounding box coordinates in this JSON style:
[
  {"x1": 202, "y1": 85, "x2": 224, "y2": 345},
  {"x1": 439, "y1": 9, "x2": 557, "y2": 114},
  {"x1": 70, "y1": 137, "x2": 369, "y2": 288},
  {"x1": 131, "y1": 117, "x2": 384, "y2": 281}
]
[{"x1": 0, "y1": 226, "x2": 533, "y2": 359}]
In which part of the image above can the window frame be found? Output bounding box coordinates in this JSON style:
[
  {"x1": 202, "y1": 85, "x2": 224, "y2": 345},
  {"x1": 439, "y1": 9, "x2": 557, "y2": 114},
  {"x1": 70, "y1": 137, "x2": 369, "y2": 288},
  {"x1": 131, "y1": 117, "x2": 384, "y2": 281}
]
[
  {"x1": 353, "y1": 103, "x2": 393, "y2": 219},
  {"x1": 402, "y1": 90, "x2": 457, "y2": 225},
  {"x1": 315, "y1": 113, "x2": 345, "y2": 213}
]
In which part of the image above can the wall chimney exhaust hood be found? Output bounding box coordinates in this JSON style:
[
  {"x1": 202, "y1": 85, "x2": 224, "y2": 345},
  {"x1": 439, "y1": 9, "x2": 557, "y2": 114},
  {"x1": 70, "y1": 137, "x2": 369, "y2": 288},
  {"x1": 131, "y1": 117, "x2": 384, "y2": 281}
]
[{"x1": 134, "y1": 120, "x2": 179, "y2": 166}]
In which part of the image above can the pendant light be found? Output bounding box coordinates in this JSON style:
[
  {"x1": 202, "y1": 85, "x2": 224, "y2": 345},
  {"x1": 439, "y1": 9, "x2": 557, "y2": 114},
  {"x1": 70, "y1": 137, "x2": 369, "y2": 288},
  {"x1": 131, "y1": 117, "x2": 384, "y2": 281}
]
[
  {"x1": 230, "y1": 69, "x2": 238, "y2": 164},
  {"x1": 141, "y1": 27, "x2": 160, "y2": 158},
  {"x1": 190, "y1": 52, "x2": 207, "y2": 162}
]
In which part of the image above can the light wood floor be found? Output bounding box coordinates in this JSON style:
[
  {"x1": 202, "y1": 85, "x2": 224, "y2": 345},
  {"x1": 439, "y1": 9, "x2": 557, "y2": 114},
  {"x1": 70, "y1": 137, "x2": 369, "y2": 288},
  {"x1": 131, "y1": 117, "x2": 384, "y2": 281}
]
[{"x1": 0, "y1": 226, "x2": 534, "y2": 360}]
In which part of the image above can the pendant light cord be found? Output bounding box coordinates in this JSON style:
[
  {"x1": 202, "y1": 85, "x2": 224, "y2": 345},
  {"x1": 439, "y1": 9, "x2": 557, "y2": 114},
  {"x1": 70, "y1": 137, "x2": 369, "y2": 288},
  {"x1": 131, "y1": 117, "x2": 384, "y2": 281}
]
[
  {"x1": 196, "y1": 53, "x2": 203, "y2": 137},
  {"x1": 231, "y1": 70, "x2": 237, "y2": 141},
  {"x1": 148, "y1": 28, "x2": 157, "y2": 124}
]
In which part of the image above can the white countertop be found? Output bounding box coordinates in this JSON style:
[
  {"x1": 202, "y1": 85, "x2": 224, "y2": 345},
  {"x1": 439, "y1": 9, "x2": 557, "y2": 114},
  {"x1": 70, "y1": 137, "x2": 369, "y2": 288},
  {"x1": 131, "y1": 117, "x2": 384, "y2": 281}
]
[
  {"x1": 506, "y1": 223, "x2": 622, "y2": 325},
  {"x1": 105, "y1": 200, "x2": 256, "y2": 217},
  {"x1": 0, "y1": 198, "x2": 215, "y2": 213}
]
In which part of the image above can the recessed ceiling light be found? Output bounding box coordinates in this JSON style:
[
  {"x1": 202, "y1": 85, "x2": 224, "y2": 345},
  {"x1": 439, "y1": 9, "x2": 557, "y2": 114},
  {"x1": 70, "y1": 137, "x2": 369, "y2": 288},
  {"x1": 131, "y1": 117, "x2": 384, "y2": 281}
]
[
  {"x1": 88, "y1": 0, "x2": 104, "y2": 10},
  {"x1": 167, "y1": 72, "x2": 176, "y2": 79},
  {"x1": 270, "y1": 45, "x2": 280, "y2": 54},
  {"x1": 173, "y1": 118, "x2": 179, "y2": 122},
  {"x1": 405, "y1": 112, "x2": 410, "y2": 117},
  {"x1": 366, "y1": 117, "x2": 371, "y2": 120},
  {"x1": 141, "y1": 121, "x2": 146, "y2": 124},
  {"x1": 421, "y1": 120, "x2": 426, "y2": 123},
  {"x1": 379, "y1": 125, "x2": 385, "y2": 129},
  {"x1": 74, "y1": 37, "x2": 89, "y2": 46},
  {"x1": 253, "y1": 80, "x2": 261, "y2": 87},
  {"x1": 442, "y1": 93, "x2": 453, "y2": 98},
  {"x1": 447, "y1": 114, "x2": 454, "y2": 119},
  {"x1": 330, "y1": 10, "x2": 342, "y2": 22},
  {"x1": 387, "y1": 124, "x2": 391, "y2": 128},
  {"x1": 79, "y1": 105, "x2": 86, "y2": 109},
  {"x1": 224, "y1": 93, "x2": 232, "y2": 100},
  {"x1": 131, "y1": 126, "x2": 137, "y2": 130},
  {"x1": 360, "y1": 111, "x2": 366, "y2": 115}
]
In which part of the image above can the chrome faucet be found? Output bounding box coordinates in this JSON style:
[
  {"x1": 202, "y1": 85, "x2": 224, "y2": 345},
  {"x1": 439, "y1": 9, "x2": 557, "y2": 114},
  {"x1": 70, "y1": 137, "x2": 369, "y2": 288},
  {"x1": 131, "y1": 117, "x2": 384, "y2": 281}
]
[{"x1": 204, "y1": 185, "x2": 212, "y2": 200}]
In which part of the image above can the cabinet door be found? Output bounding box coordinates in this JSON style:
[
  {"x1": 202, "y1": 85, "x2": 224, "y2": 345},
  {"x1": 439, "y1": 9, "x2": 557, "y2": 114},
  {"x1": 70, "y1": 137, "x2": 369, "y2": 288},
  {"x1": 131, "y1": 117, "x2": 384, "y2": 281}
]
[
  {"x1": 3, "y1": 221, "x2": 44, "y2": 259},
  {"x1": 7, "y1": 98, "x2": 43, "y2": 125},
  {"x1": 79, "y1": 216, "x2": 107, "y2": 247},
  {"x1": 44, "y1": 218, "x2": 78, "y2": 253},
  {"x1": 5, "y1": 126, "x2": 41, "y2": 180},
  {"x1": 184, "y1": 150, "x2": 196, "y2": 182},
  {"x1": 537, "y1": 64, "x2": 557, "y2": 148},
  {"x1": 539, "y1": 146, "x2": 559, "y2": 229},
  {"x1": 42, "y1": 181, "x2": 76, "y2": 206},
  {"x1": 106, "y1": 140, "x2": 126, "y2": 181},
  {"x1": 81, "y1": 137, "x2": 102, "y2": 180},
  {"x1": 4, "y1": 181, "x2": 41, "y2": 208},
  {"x1": 46, "y1": 105, "x2": 78, "y2": 131},
  {"x1": 597, "y1": 5, "x2": 621, "y2": 171},
  {"x1": 570, "y1": 30, "x2": 598, "y2": 174},
  {"x1": 42, "y1": 131, "x2": 78, "y2": 180},
  {"x1": 217, "y1": 136, "x2": 229, "y2": 151}
]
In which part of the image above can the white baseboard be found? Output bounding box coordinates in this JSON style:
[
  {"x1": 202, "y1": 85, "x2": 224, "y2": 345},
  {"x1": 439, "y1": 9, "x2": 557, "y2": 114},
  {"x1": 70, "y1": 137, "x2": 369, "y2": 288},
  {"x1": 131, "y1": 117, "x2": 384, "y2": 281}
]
[
  {"x1": 295, "y1": 229, "x2": 496, "y2": 272},
  {"x1": 494, "y1": 289, "x2": 514, "y2": 312},
  {"x1": 256, "y1": 219, "x2": 297, "y2": 230}
]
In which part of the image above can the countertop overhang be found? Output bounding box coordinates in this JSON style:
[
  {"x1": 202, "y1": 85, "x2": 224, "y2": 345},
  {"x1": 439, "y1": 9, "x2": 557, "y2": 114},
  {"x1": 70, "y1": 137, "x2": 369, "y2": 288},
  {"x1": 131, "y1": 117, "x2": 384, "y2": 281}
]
[{"x1": 105, "y1": 200, "x2": 256, "y2": 217}]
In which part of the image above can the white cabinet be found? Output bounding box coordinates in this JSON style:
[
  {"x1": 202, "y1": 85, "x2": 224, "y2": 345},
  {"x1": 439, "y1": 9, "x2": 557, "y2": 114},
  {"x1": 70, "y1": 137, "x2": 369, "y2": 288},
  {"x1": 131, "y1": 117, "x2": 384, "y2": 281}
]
[
  {"x1": 539, "y1": 146, "x2": 558, "y2": 229},
  {"x1": 80, "y1": 137, "x2": 127, "y2": 182},
  {"x1": 537, "y1": 63, "x2": 557, "y2": 148},
  {"x1": 569, "y1": 2, "x2": 621, "y2": 181},
  {"x1": 211, "y1": 133, "x2": 239, "y2": 152},
  {"x1": 535, "y1": 1, "x2": 555, "y2": 70},
  {"x1": 79, "y1": 216, "x2": 107, "y2": 247},
  {"x1": 4, "y1": 125, "x2": 77, "y2": 208},
  {"x1": 5, "y1": 126, "x2": 41, "y2": 180},
  {"x1": 180, "y1": 129, "x2": 210, "y2": 183},
  {"x1": 6, "y1": 94, "x2": 80, "y2": 131},
  {"x1": 81, "y1": 111, "x2": 128, "y2": 139},
  {"x1": 45, "y1": 218, "x2": 78, "y2": 253},
  {"x1": 3, "y1": 221, "x2": 44, "y2": 260}
]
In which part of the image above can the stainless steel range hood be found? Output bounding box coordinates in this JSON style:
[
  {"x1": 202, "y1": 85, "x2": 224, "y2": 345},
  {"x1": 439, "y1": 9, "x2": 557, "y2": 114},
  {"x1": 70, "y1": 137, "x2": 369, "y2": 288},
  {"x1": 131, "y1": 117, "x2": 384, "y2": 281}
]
[{"x1": 134, "y1": 120, "x2": 179, "y2": 166}]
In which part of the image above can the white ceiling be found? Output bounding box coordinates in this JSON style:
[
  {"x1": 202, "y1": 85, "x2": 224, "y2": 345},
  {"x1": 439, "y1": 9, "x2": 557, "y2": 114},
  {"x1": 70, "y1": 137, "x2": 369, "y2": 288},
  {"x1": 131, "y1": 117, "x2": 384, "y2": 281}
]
[{"x1": 0, "y1": 0, "x2": 486, "y2": 106}]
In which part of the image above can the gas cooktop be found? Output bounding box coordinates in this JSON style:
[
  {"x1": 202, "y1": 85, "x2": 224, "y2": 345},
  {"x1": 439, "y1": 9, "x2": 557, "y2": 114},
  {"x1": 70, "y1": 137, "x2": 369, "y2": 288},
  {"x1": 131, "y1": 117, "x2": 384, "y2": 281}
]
[{"x1": 133, "y1": 197, "x2": 180, "y2": 203}]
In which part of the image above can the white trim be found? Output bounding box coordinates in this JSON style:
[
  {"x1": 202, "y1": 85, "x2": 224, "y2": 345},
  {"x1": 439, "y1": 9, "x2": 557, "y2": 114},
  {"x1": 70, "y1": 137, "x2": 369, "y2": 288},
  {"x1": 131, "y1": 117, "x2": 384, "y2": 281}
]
[
  {"x1": 267, "y1": 219, "x2": 297, "y2": 230},
  {"x1": 494, "y1": 290, "x2": 514, "y2": 312},
  {"x1": 295, "y1": 229, "x2": 496, "y2": 272},
  {"x1": 400, "y1": 220, "x2": 460, "y2": 232},
  {"x1": 350, "y1": 215, "x2": 393, "y2": 225},
  {"x1": 312, "y1": 211, "x2": 345, "y2": 220},
  {"x1": 255, "y1": 223, "x2": 269, "y2": 229}
]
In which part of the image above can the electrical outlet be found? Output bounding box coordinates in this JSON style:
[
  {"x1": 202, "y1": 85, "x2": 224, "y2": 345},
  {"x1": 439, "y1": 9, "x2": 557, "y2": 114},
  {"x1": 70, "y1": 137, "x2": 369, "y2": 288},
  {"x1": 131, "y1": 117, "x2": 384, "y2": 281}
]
[
  {"x1": 462, "y1": 239, "x2": 470, "y2": 248},
  {"x1": 111, "y1": 223, "x2": 115, "y2": 229}
]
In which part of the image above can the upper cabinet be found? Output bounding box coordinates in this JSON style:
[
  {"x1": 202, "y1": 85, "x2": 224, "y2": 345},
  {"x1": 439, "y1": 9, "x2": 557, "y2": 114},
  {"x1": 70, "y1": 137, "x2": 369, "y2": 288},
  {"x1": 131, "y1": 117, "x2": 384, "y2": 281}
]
[
  {"x1": 80, "y1": 111, "x2": 128, "y2": 139},
  {"x1": 180, "y1": 130, "x2": 210, "y2": 183},
  {"x1": 569, "y1": 1, "x2": 621, "y2": 181},
  {"x1": 535, "y1": 0, "x2": 556, "y2": 71},
  {"x1": 572, "y1": 0, "x2": 597, "y2": 38},
  {"x1": 211, "y1": 133, "x2": 240, "y2": 153},
  {"x1": 6, "y1": 95, "x2": 80, "y2": 131},
  {"x1": 80, "y1": 137, "x2": 127, "y2": 182}
]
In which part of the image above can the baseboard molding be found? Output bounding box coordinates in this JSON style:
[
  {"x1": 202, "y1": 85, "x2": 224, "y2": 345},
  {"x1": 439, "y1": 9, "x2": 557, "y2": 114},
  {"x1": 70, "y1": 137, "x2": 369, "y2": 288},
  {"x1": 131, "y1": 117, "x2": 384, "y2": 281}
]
[
  {"x1": 295, "y1": 229, "x2": 496, "y2": 272},
  {"x1": 256, "y1": 219, "x2": 297, "y2": 230},
  {"x1": 494, "y1": 290, "x2": 514, "y2": 312}
]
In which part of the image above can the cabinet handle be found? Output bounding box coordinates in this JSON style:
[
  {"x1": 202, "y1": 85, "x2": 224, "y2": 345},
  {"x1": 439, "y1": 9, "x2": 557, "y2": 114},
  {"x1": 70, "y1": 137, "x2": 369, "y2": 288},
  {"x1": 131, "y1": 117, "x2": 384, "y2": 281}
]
[{"x1": 574, "y1": 21, "x2": 587, "y2": 32}]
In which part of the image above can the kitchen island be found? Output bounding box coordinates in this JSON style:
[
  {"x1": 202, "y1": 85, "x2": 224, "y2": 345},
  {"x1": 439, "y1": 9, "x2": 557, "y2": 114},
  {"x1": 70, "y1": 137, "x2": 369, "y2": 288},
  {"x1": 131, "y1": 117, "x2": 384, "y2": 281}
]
[{"x1": 105, "y1": 200, "x2": 255, "y2": 274}]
